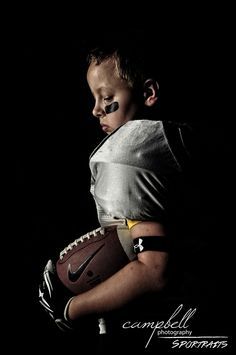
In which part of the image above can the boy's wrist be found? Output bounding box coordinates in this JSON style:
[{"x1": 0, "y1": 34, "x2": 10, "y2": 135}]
[{"x1": 64, "y1": 296, "x2": 76, "y2": 321}]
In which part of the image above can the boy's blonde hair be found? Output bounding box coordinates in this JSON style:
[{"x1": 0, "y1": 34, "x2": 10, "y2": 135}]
[{"x1": 87, "y1": 35, "x2": 160, "y2": 93}]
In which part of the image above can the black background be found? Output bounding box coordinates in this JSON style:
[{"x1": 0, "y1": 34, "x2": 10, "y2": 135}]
[{"x1": 13, "y1": 14, "x2": 233, "y2": 354}]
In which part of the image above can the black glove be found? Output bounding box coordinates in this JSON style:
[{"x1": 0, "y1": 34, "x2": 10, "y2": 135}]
[{"x1": 39, "y1": 259, "x2": 75, "y2": 331}]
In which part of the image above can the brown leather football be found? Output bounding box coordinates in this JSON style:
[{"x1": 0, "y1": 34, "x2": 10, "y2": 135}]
[{"x1": 56, "y1": 225, "x2": 136, "y2": 294}]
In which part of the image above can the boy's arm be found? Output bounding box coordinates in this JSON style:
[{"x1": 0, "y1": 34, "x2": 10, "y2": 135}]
[{"x1": 68, "y1": 221, "x2": 168, "y2": 320}]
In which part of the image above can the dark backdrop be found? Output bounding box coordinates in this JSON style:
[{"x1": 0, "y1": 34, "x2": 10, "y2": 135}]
[{"x1": 13, "y1": 28, "x2": 232, "y2": 353}]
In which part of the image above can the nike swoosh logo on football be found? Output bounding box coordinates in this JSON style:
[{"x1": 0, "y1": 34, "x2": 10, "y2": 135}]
[{"x1": 67, "y1": 244, "x2": 105, "y2": 282}]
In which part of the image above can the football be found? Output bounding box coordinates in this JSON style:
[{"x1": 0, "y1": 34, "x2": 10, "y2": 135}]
[{"x1": 56, "y1": 225, "x2": 136, "y2": 295}]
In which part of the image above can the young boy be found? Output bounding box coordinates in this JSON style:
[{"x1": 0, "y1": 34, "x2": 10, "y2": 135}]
[{"x1": 39, "y1": 36, "x2": 191, "y2": 347}]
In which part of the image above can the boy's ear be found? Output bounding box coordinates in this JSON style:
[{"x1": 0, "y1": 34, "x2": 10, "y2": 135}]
[{"x1": 143, "y1": 79, "x2": 159, "y2": 106}]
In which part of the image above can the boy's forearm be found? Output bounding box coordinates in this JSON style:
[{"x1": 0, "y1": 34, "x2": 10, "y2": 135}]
[
  {"x1": 68, "y1": 251, "x2": 167, "y2": 320},
  {"x1": 68, "y1": 221, "x2": 167, "y2": 320}
]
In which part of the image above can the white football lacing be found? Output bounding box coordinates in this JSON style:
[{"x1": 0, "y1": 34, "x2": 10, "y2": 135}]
[{"x1": 59, "y1": 227, "x2": 105, "y2": 260}]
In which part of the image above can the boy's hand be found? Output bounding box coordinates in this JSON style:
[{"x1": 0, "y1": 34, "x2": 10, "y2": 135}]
[{"x1": 39, "y1": 259, "x2": 75, "y2": 331}]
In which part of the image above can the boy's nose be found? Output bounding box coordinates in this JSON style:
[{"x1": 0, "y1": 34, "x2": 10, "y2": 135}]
[{"x1": 92, "y1": 103, "x2": 104, "y2": 118}]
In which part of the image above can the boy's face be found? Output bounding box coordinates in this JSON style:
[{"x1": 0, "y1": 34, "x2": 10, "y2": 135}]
[{"x1": 87, "y1": 59, "x2": 139, "y2": 134}]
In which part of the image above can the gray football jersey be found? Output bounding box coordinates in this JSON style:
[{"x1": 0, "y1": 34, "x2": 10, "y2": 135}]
[{"x1": 89, "y1": 120, "x2": 189, "y2": 227}]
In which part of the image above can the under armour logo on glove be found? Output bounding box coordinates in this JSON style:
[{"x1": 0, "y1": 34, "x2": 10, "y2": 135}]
[
  {"x1": 133, "y1": 238, "x2": 144, "y2": 253},
  {"x1": 38, "y1": 259, "x2": 75, "y2": 331},
  {"x1": 39, "y1": 285, "x2": 54, "y2": 315}
]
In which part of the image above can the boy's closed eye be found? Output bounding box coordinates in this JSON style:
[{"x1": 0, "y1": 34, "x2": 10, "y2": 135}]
[{"x1": 104, "y1": 96, "x2": 113, "y2": 103}]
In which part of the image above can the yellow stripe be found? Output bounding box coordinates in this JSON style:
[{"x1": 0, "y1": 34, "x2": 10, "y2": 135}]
[{"x1": 126, "y1": 219, "x2": 142, "y2": 229}]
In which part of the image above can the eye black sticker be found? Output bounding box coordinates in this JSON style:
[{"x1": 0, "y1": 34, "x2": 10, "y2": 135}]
[{"x1": 105, "y1": 102, "x2": 119, "y2": 114}]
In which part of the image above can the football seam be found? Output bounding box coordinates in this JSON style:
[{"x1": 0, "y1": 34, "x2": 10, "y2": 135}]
[{"x1": 57, "y1": 236, "x2": 109, "y2": 264}]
